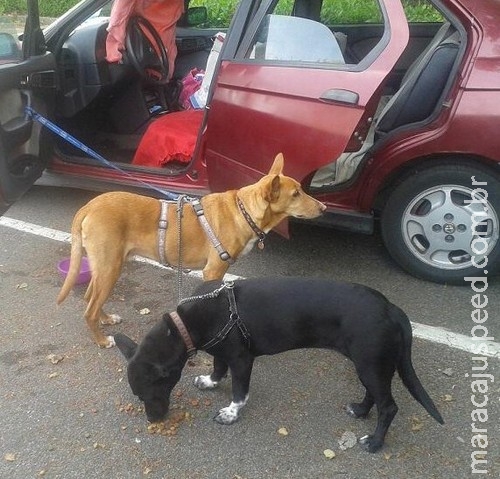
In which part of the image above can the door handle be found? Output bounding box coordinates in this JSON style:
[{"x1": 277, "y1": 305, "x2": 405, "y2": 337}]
[{"x1": 319, "y1": 89, "x2": 359, "y2": 105}]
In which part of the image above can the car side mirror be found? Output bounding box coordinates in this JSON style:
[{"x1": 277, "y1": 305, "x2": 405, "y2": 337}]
[{"x1": 0, "y1": 32, "x2": 22, "y2": 62}]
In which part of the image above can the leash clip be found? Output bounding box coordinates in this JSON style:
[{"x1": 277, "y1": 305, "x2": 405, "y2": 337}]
[{"x1": 191, "y1": 199, "x2": 204, "y2": 217}]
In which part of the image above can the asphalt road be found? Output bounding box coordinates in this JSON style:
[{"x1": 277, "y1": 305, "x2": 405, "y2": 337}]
[{"x1": 1, "y1": 186, "x2": 499, "y2": 479}]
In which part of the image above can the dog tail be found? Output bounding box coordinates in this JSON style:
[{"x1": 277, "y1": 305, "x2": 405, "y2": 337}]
[
  {"x1": 395, "y1": 306, "x2": 445, "y2": 425},
  {"x1": 56, "y1": 209, "x2": 86, "y2": 305}
]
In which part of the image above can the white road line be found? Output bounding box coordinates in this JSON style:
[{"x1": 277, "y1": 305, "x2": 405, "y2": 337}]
[
  {"x1": 0, "y1": 216, "x2": 72, "y2": 243},
  {"x1": 1, "y1": 216, "x2": 499, "y2": 358},
  {"x1": 411, "y1": 322, "x2": 500, "y2": 359}
]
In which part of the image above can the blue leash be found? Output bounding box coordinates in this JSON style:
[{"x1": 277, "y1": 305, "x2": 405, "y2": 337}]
[{"x1": 25, "y1": 106, "x2": 181, "y2": 201}]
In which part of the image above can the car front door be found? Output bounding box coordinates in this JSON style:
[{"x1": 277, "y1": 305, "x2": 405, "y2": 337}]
[
  {"x1": 0, "y1": 0, "x2": 56, "y2": 215},
  {"x1": 204, "y1": 0, "x2": 409, "y2": 191}
]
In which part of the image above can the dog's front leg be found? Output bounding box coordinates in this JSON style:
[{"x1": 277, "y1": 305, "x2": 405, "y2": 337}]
[
  {"x1": 202, "y1": 256, "x2": 230, "y2": 282},
  {"x1": 214, "y1": 357, "x2": 254, "y2": 425},
  {"x1": 194, "y1": 356, "x2": 228, "y2": 390}
]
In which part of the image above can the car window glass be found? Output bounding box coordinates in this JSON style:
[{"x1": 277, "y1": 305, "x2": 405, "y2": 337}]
[
  {"x1": 244, "y1": 0, "x2": 382, "y2": 66},
  {"x1": 0, "y1": 16, "x2": 22, "y2": 64}
]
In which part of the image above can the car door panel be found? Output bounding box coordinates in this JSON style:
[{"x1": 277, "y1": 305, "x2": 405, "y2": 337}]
[
  {"x1": 206, "y1": 63, "x2": 369, "y2": 188},
  {"x1": 0, "y1": 53, "x2": 56, "y2": 213},
  {"x1": 0, "y1": 0, "x2": 56, "y2": 215}
]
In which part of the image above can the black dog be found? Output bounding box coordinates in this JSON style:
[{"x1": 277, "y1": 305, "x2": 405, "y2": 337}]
[{"x1": 115, "y1": 277, "x2": 444, "y2": 453}]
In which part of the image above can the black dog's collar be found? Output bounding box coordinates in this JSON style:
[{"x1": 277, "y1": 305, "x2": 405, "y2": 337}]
[{"x1": 169, "y1": 311, "x2": 197, "y2": 358}]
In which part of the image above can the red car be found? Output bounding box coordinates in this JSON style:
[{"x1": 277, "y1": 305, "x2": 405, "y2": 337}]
[{"x1": 1, "y1": 0, "x2": 499, "y2": 284}]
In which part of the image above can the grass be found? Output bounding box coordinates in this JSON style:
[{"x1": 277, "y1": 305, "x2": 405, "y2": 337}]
[
  {"x1": 2, "y1": 0, "x2": 442, "y2": 25},
  {"x1": 190, "y1": 0, "x2": 441, "y2": 26}
]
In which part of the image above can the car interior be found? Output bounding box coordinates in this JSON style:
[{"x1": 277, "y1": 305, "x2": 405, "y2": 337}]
[
  {"x1": 48, "y1": 0, "x2": 464, "y2": 187},
  {"x1": 52, "y1": 0, "x2": 218, "y2": 173},
  {"x1": 311, "y1": 20, "x2": 462, "y2": 189}
]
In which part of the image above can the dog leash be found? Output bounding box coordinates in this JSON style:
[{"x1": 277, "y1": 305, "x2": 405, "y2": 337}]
[
  {"x1": 176, "y1": 195, "x2": 188, "y2": 300},
  {"x1": 25, "y1": 107, "x2": 181, "y2": 201},
  {"x1": 178, "y1": 281, "x2": 229, "y2": 305}
]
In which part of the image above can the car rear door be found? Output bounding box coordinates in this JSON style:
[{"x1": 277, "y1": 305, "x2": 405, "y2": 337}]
[
  {"x1": 0, "y1": 0, "x2": 56, "y2": 215},
  {"x1": 204, "y1": 0, "x2": 409, "y2": 190}
]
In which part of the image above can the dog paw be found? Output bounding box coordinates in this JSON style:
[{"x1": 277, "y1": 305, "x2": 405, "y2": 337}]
[
  {"x1": 344, "y1": 403, "x2": 369, "y2": 419},
  {"x1": 194, "y1": 375, "x2": 218, "y2": 390},
  {"x1": 100, "y1": 314, "x2": 122, "y2": 326},
  {"x1": 359, "y1": 435, "x2": 383, "y2": 453},
  {"x1": 344, "y1": 404, "x2": 357, "y2": 418},
  {"x1": 213, "y1": 407, "x2": 239, "y2": 425},
  {"x1": 103, "y1": 336, "x2": 116, "y2": 348}
]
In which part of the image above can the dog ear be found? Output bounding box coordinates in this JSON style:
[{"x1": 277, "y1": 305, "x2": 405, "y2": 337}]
[
  {"x1": 268, "y1": 153, "x2": 284, "y2": 176},
  {"x1": 264, "y1": 175, "x2": 281, "y2": 203},
  {"x1": 114, "y1": 333, "x2": 138, "y2": 360}
]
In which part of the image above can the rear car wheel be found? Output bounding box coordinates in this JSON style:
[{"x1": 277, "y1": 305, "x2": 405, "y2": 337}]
[{"x1": 381, "y1": 164, "x2": 500, "y2": 284}]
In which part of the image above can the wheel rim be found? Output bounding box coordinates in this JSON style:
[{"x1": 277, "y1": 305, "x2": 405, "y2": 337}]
[{"x1": 401, "y1": 185, "x2": 499, "y2": 271}]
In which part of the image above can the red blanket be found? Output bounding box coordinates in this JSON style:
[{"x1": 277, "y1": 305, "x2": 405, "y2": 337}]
[{"x1": 132, "y1": 110, "x2": 203, "y2": 167}]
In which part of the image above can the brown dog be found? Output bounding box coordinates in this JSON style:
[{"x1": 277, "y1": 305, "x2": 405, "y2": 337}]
[{"x1": 57, "y1": 153, "x2": 326, "y2": 347}]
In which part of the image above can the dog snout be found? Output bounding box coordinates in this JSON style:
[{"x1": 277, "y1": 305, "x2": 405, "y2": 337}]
[
  {"x1": 144, "y1": 398, "x2": 170, "y2": 423},
  {"x1": 308, "y1": 199, "x2": 327, "y2": 218}
]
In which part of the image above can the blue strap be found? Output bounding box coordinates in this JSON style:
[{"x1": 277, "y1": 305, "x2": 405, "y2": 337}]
[{"x1": 25, "y1": 106, "x2": 181, "y2": 201}]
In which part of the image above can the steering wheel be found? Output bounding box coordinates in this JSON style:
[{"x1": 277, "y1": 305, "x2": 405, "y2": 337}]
[{"x1": 125, "y1": 16, "x2": 169, "y2": 86}]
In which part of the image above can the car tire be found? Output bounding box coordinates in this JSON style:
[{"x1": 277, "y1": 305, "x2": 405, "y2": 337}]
[{"x1": 381, "y1": 163, "x2": 500, "y2": 284}]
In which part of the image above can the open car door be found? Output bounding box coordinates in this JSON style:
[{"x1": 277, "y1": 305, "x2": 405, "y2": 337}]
[
  {"x1": 0, "y1": 0, "x2": 56, "y2": 215},
  {"x1": 205, "y1": 0, "x2": 409, "y2": 191}
]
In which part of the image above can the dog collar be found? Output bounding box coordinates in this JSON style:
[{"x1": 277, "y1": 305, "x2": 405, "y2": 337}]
[
  {"x1": 169, "y1": 311, "x2": 197, "y2": 358},
  {"x1": 236, "y1": 196, "x2": 266, "y2": 250}
]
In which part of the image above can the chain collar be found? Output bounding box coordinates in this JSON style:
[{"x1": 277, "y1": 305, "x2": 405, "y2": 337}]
[{"x1": 178, "y1": 281, "x2": 230, "y2": 306}]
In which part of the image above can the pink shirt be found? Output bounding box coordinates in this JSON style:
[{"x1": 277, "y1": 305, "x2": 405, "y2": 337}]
[{"x1": 106, "y1": 0, "x2": 184, "y2": 78}]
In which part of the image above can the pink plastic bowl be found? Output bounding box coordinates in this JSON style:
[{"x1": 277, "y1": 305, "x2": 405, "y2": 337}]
[{"x1": 57, "y1": 257, "x2": 91, "y2": 284}]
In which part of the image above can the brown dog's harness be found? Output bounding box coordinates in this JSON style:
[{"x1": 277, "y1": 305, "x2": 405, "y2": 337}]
[
  {"x1": 169, "y1": 281, "x2": 251, "y2": 357},
  {"x1": 157, "y1": 198, "x2": 233, "y2": 266},
  {"x1": 158, "y1": 199, "x2": 170, "y2": 265},
  {"x1": 191, "y1": 199, "x2": 234, "y2": 263}
]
